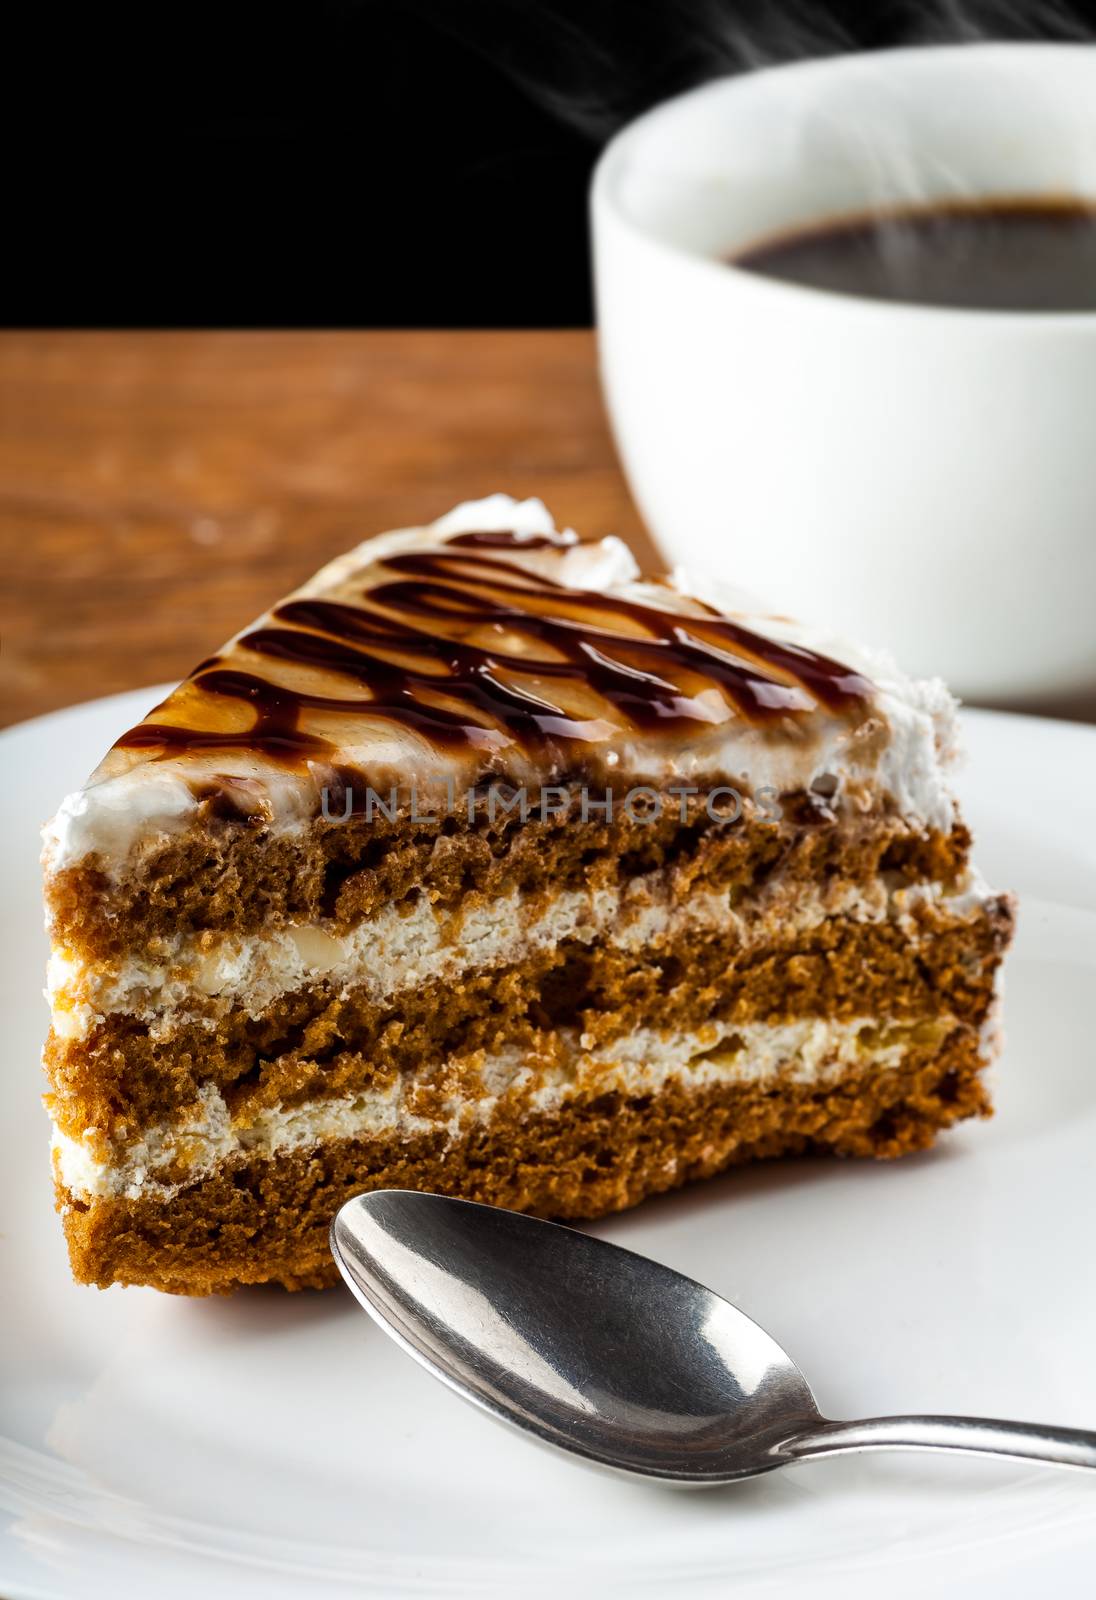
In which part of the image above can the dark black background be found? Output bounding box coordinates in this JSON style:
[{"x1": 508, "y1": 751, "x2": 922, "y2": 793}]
[{"x1": 9, "y1": 0, "x2": 1094, "y2": 325}]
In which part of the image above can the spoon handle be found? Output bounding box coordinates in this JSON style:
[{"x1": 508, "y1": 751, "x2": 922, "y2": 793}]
[{"x1": 782, "y1": 1415, "x2": 1096, "y2": 1472}]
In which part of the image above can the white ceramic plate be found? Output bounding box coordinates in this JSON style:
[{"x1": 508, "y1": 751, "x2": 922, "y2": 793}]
[{"x1": 3, "y1": 689, "x2": 1096, "y2": 1599}]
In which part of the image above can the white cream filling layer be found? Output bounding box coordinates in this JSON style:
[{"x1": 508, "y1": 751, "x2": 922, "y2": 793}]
[
  {"x1": 46, "y1": 868, "x2": 994, "y2": 1042},
  {"x1": 52, "y1": 1012, "x2": 965, "y2": 1204}
]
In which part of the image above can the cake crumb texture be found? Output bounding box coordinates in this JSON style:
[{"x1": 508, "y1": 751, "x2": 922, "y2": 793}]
[{"x1": 59, "y1": 1032, "x2": 988, "y2": 1295}]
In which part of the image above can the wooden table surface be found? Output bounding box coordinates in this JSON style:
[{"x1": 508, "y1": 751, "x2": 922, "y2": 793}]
[
  {"x1": 4, "y1": 331, "x2": 1091, "y2": 731},
  {"x1": 0, "y1": 331, "x2": 656, "y2": 729}
]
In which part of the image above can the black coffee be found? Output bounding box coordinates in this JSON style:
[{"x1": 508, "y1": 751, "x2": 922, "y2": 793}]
[{"x1": 732, "y1": 199, "x2": 1096, "y2": 312}]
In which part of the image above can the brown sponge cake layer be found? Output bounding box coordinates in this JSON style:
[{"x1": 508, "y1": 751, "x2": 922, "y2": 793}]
[
  {"x1": 56, "y1": 1027, "x2": 991, "y2": 1295},
  {"x1": 45, "y1": 786, "x2": 971, "y2": 958},
  {"x1": 44, "y1": 898, "x2": 1013, "y2": 1146}
]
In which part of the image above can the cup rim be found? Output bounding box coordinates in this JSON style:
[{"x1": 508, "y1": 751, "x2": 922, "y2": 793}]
[{"x1": 591, "y1": 40, "x2": 1096, "y2": 332}]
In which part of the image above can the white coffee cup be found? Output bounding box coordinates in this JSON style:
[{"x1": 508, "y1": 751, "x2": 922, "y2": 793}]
[{"x1": 592, "y1": 43, "x2": 1096, "y2": 701}]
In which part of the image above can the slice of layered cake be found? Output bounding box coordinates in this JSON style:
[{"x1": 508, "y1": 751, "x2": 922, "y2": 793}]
[{"x1": 43, "y1": 495, "x2": 1014, "y2": 1293}]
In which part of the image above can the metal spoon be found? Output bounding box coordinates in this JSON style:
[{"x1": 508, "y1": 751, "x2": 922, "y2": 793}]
[{"x1": 330, "y1": 1190, "x2": 1096, "y2": 1483}]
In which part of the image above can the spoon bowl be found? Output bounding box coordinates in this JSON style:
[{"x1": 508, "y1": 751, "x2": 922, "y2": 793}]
[{"x1": 331, "y1": 1190, "x2": 1096, "y2": 1485}]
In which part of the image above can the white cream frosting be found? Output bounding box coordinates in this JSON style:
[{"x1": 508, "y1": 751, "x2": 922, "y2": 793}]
[
  {"x1": 42, "y1": 494, "x2": 960, "y2": 878},
  {"x1": 52, "y1": 1012, "x2": 958, "y2": 1203}
]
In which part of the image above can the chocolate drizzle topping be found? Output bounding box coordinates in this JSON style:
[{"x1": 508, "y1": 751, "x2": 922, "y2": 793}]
[{"x1": 115, "y1": 530, "x2": 873, "y2": 768}]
